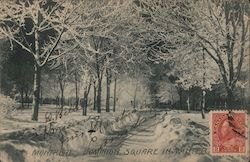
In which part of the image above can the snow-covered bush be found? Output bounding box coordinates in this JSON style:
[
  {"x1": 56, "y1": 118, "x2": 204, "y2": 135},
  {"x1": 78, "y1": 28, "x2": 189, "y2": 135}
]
[{"x1": 0, "y1": 94, "x2": 16, "y2": 118}]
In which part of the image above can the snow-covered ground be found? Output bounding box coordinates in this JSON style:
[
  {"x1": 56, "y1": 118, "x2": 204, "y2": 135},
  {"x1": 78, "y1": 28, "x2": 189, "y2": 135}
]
[{"x1": 0, "y1": 106, "x2": 249, "y2": 162}]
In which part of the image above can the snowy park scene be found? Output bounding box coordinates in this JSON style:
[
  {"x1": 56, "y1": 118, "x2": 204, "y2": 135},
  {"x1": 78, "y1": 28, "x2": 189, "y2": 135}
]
[{"x1": 0, "y1": 0, "x2": 249, "y2": 162}]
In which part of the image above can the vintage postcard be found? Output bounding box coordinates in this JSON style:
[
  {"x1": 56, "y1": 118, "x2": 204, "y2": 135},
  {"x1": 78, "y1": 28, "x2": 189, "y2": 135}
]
[{"x1": 0, "y1": 0, "x2": 249, "y2": 162}]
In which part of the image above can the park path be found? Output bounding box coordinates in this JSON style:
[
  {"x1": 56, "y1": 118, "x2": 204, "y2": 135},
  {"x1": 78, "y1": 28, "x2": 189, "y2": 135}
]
[{"x1": 83, "y1": 110, "x2": 168, "y2": 162}]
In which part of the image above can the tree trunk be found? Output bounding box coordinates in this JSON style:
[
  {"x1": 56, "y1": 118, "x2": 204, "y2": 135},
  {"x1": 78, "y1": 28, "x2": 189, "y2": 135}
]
[
  {"x1": 25, "y1": 91, "x2": 29, "y2": 108},
  {"x1": 133, "y1": 81, "x2": 138, "y2": 110},
  {"x1": 31, "y1": 64, "x2": 41, "y2": 121},
  {"x1": 187, "y1": 88, "x2": 190, "y2": 113},
  {"x1": 241, "y1": 88, "x2": 244, "y2": 108},
  {"x1": 31, "y1": 10, "x2": 42, "y2": 121},
  {"x1": 201, "y1": 48, "x2": 206, "y2": 119},
  {"x1": 21, "y1": 90, "x2": 24, "y2": 108},
  {"x1": 113, "y1": 77, "x2": 117, "y2": 112},
  {"x1": 170, "y1": 86, "x2": 174, "y2": 107},
  {"x1": 59, "y1": 82, "x2": 64, "y2": 109},
  {"x1": 82, "y1": 82, "x2": 91, "y2": 116},
  {"x1": 82, "y1": 92, "x2": 88, "y2": 116},
  {"x1": 40, "y1": 86, "x2": 43, "y2": 106},
  {"x1": 75, "y1": 72, "x2": 79, "y2": 109},
  {"x1": 179, "y1": 88, "x2": 183, "y2": 109},
  {"x1": 187, "y1": 96, "x2": 190, "y2": 113},
  {"x1": 106, "y1": 70, "x2": 111, "y2": 112},
  {"x1": 226, "y1": 88, "x2": 234, "y2": 108},
  {"x1": 60, "y1": 89, "x2": 64, "y2": 109},
  {"x1": 56, "y1": 96, "x2": 59, "y2": 107},
  {"x1": 97, "y1": 79, "x2": 102, "y2": 113},
  {"x1": 93, "y1": 81, "x2": 97, "y2": 111},
  {"x1": 201, "y1": 90, "x2": 206, "y2": 119}
]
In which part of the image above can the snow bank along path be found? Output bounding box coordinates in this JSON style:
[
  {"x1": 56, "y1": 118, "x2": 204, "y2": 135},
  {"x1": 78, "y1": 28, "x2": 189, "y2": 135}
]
[{"x1": 0, "y1": 110, "x2": 249, "y2": 162}]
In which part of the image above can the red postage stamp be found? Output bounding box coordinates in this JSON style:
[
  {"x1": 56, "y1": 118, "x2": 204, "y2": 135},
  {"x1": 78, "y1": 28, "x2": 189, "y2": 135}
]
[{"x1": 210, "y1": 110, "x2": 248, "y2": 155}]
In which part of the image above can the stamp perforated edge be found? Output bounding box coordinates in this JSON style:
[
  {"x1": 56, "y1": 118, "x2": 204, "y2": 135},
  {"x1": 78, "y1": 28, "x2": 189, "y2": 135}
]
[{"x1": 209, "y1": 110, "x2": 249, "y2": 156}]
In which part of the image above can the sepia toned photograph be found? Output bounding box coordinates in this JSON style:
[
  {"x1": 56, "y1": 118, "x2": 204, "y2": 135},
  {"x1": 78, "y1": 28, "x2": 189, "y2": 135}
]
[{"x1": 0, "y1": 0, "x2": 249, "y2": 162}]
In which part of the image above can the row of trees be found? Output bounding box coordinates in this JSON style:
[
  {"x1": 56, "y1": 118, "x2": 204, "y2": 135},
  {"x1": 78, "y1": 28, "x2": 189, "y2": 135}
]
[
  {"x1": 134, "y1": 0, "x2": 249, "y2": 117},
  {"x1": 0, "y1": 0, "x2": 146, "y2": 120}
]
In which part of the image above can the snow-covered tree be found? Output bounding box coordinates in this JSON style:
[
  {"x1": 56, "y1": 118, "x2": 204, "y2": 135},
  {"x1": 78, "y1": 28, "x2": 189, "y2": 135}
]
[
  {"x1": 0, "y1": 0, "x2": 81, "y2": 120},
  {"x1": 65, "y1": 0, "x2": 145, "y2": 113},
  {"x1": 136, "y1": 0, "x2": 249, "y2": 107}
]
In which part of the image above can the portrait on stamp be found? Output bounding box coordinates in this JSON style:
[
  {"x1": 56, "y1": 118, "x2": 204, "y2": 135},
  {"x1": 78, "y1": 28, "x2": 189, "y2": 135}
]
[{"x1": 210, "y1": 111, "x2": 248, "y2": 155}]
